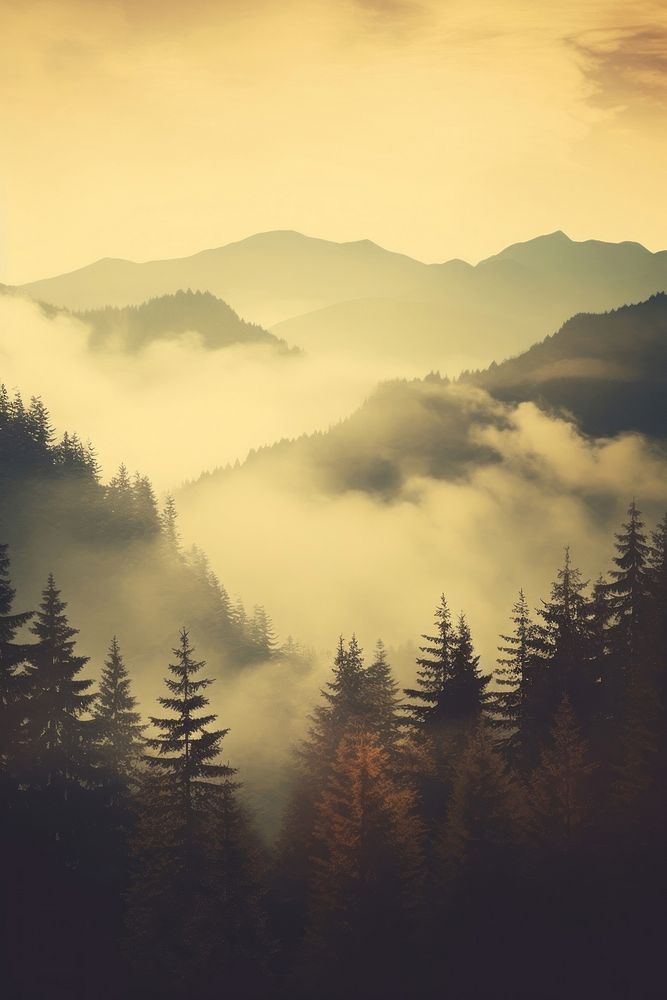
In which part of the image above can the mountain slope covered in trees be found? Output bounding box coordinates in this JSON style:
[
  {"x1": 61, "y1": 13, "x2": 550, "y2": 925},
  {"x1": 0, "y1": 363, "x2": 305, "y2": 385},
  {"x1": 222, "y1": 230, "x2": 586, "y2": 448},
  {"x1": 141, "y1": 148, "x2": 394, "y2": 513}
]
[
  {"x1": 3, "y1": 501, "x2": 667, "y2": 997},
  {"x1": 0, "y1": 385, "x2": 284, "y2": 680},
  {"x1": 182, "y1": 293, "x2": 667, "y2": 504},
  {"x1": 75, "y1": 289, "x2": 296, "y2": 354},
  {"x1": 467, "y1": 292, "x2": 667, "y2": 437}
]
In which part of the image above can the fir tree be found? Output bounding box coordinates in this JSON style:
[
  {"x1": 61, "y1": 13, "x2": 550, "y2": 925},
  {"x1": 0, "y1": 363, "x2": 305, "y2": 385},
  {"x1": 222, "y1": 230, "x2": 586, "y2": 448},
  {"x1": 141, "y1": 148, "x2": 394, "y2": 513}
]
[
  {"x1": 403, "y1": 594, "x2": 455, "y2": 733},
  {"x1": 525, "y1": 696, "x2": 598, "y2": 854},
  {"x1": 606, "y1": 500, "x2": 650, "y2": 673},
  {"x1": 493, "y1": 589, "x2": 535, "y2": 765},
  {"x1": 160, "y1": 494, "x2": 181, "y2": 552},
  {"x1": 448, "y1": 613, "x2": 490, "y2": 721},
  {"x1": 529, "y1": 548, "x2": 596, "y2": 741},
  {"x1": 107, "y1": 463, "x2": 134, "y2": 530},
  {"x1": 365, "y1": 639, "x2": 402, "y2": 752},
  {"x1": 307, "y1": 729, "x2": 423, "y2": 993},
  {"x1": 130, "y1": 629, "x2": 237, "y2": 988},
  {"x1": 647, "y1": 511, "x2": 667, "y2": 687},
  {"x1": 438, "y1": 721, "x2": 520, "y2": 892},
  {"x1": 131, "y1": 474, "x2": 161, "y2": 537},
  {"x1": 23, "y1": 575, "x2": 97, "y2": 843},
  {"x1": 26, "y1": 396, "x2": 55, "y2": 451},
  {"x1": 25, "y1": 575, "x2": 96, "y2": 778},
  {"x1": 0, "y1": 544, "x2": 33, "y2": 801},
  {"x1": 146, "y1": 628, "x2": 234, "y2": 841},
  {"x1": 93, "y1": 636, "x2": 144, "y2": 803},
  {"x1": 303, "y1": 636, "x2": 371, "y2": 776}
]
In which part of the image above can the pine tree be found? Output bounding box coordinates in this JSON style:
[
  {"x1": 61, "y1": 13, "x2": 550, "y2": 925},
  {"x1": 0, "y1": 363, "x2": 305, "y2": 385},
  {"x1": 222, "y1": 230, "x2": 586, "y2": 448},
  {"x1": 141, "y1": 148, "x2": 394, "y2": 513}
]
[
  {"x1": 160, "y1": 494, "x2": 180, "y2": 552},
  {"x1": 403, "y1": 594, "x2": 455, "y2": 733},
  {"x1": 131, "y1": 474, "x2": 161, "y2": 537},
  {"x1": 93, "y1": 636, "x2": 144, "y2": 804},
  {"x1": 529, "y1": 548, "x2": 596, "y2": 742},
  {"x1": 365, "y1": 639, "x2": 402, "y2": 752},
  {"x1": 26, "y1": 397, "x2": 55, "y2": 451},
  {"x1": 146, "y1": 628, "x2": 234, "y2": 848},
  {"x1": 439, "y1": 721, "x2": 520, "y2": 889},
  {"x1": 525, "y1": 696, "x2": 598, "y2": 854},
  {"x1": 250, "y1": 605, "x2": 278, "y2": 659},
  {"x1": 107, "y1": 464, "x2": 134, "y2": 535},
  {"x1": 606, "y1": 500, "x2": 649, "y2": 674},
  {"x1": 0, "y1": 544, "x2": 33, "y2": 801},
  {"x1": 206, "y1": 780, "x2": 268, "y2": 977},
  {"x1": 306, "y1": 728, "x2": 423, "y2": 993},
  {"x1": 129, "y1": 629, "x2": 237, "y2": 987},
  {"x1": 23, "y1": 575, "x2": 97, "y2": 841},
  {"x1": 301, "y1": 636, "x2": 369, "y2": 780},
  {"x1": 448, "y1": 613, "x2": 490, "y2": 721},
  {"x1": 647, "y1": 511, "x2": 667, "y2": 687},
  {"x1": 493, "y1": 590, "x2": 535, "y2": 766}
]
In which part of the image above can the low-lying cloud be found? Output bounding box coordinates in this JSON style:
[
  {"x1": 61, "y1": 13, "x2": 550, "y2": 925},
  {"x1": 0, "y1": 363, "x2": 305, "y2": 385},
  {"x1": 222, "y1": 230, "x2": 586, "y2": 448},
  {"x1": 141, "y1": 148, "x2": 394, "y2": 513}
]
[{"x1": 0, "y1": 293, "x2": 433, "y2": 489}]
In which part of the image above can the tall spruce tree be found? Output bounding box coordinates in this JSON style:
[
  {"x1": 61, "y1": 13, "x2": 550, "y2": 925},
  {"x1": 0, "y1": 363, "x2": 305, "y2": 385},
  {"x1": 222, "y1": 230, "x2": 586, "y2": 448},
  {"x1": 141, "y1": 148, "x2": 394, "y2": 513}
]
[
  {"x1": 23, "y1": 575, "x2": 97, "y2": 840},
  {"x1": 525, "y1": 696, "x2": 598, "y2": 855},
  {"x1": 146, "y1": 628, "x2": 233, "y2": 834},
  {"x1": 448, "y1": 613, "x2": 490, "y2": 721},
  {"x1": 530, "y1": 548, "x2": 596, "y2": 740},
  {"x1": 365, "y1": 639, "x2": 402, "y2": 752},
  {"x1": 404, "y1": 594, "x2": 455, "y2": 733},
  {"x1": 306, "y1": 728, "x2": 423, "y2": 995},
  {"x1": 0, "y1": 544, "x2": 33, "y2": 801},
  {"x1": 93, "y1": 636, "x2": 144, "y2": 805},
  {"x1": 606, "y1": 500, "x2": 650, "y2": 674},
  {"x1": 438, "y1": 722, "x2": 521, "y2": 898},
  {"x1": 493, "y1": 590, "x2": 535, "y2": 766},
  {"x1": 130, "y1": 628, "x2": 237, "y2": 987},
  {"x1": 160, "y1": 494, "x2": 181, "y2": 553},
  {"x1": 647, "y1": 511, "x2": 667, "y2": 685},
  {"x1": 304, "y1": 636, "x2": 370, "y2": 774}
]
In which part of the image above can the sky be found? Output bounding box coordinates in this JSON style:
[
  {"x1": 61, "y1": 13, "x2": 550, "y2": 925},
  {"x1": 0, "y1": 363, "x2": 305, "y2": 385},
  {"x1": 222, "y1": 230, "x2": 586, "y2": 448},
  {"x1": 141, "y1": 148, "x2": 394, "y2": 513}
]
[{"x1": 1, "y1": 0, "x2": 666, "y2": 284}]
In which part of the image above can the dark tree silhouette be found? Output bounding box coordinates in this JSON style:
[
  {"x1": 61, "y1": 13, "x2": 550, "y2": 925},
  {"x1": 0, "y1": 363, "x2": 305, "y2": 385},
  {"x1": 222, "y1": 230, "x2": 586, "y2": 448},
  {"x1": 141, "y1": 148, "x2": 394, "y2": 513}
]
[
  {"x1": 493, "y1": 589, "x2": 535, "y2": 766},
  {"x1": 94, "y1": 636, "x2": 144, "y2": 805},
  {"x1": 403, "y1": 594, "x2": 455, "y2": 733},
  {"x1": 0, "y1": 544, "x2": 33, "y2": 805}
]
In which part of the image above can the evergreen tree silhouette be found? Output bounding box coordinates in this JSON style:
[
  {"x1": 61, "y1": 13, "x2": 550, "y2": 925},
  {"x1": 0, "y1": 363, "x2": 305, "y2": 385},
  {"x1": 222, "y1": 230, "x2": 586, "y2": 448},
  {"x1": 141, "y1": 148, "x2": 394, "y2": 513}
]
[
  {"x1": 606, "y1": 500, "x2": 650, "y2": 674},
  {"x1": 493, "y1": 589, "x2": 535, "y2": 766},
  {"x1": 306, "y1": 728, "x2": 422, "y2": 995},
  {"x1": 529, "y1": 548, "x2": 596, "y2": 745},
  {"x1": 129, "y1": 628, "x2": 237, "y2": 988},
  {"x1": 0, "y1": 544, "x2": 33, "y2": 805},
  {"x1": 160, "y1": 494, "x2": 181, "y2": 552},
  {"x1": 365, "y1": 639, "x2": 402, "y2": 752},
  {"x1": 525, "y1": 696, "x2": 597, "y2": 854},
  {"x1": 93, "y1": 636, "x2": 144, "y2": 806},
  {"x1": 448, "y1": 613, "x2": 490, "y2": 721},
  {"x1": 23, "y1": 575, "x2": 97, "y2": 847},
  {"x1": 146, "y1": 628, "x2": 233, "y2": 833},
  {"x1": 403, "y1": 594, "x2": 455, "y2": 733}
]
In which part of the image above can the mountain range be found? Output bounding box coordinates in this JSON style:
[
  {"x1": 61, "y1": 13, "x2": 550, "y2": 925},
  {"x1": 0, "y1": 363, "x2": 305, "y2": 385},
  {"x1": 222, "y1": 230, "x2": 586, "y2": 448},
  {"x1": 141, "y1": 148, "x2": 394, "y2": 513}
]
[{"x1": 17, "y1": 230, "x2": 667, "y2": 369}]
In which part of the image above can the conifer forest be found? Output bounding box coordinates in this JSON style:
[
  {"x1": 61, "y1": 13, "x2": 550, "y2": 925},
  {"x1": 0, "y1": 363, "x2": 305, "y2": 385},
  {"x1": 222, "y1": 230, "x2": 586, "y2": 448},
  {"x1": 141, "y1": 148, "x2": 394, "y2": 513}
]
[
  {"x1": 2, "y1": 386, "x2": 667, "y2": 997},
  {"x1": 3, "y1": 2, "x2": 667, "y2": 996}
]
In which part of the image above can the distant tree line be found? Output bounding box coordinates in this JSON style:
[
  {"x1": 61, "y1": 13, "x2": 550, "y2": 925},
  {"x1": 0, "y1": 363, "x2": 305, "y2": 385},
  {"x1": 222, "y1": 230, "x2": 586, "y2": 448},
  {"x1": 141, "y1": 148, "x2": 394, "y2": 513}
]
[{"x1": 2, "y1": 499, "x2": 666, "y2": 997}]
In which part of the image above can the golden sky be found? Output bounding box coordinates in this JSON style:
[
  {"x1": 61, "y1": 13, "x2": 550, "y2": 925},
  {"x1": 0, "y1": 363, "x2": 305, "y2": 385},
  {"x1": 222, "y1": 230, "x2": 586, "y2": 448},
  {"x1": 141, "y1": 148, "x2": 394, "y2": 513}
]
[{"x1": 1, "y1": 0, "x2": 666, "y2": 283}]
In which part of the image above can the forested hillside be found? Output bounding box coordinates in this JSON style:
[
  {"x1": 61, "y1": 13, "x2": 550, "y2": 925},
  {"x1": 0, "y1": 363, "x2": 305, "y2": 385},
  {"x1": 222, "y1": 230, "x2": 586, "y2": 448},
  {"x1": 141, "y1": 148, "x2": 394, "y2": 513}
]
[
  {"x1": 468, "y1": 292, "x2": 667, "y2": 437},
  {"x1": 2, "y1": 501, "x2": 666, "y2": 997},
  {"x1": 0, "y1": 384, "x2": 282, "y2": 675},
  {"x1": 185, "y1": 293, "x2": 667, "y2": 504},
  {"x1": 76, "y1": 289, "x2": 296, "y2": 353}
]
